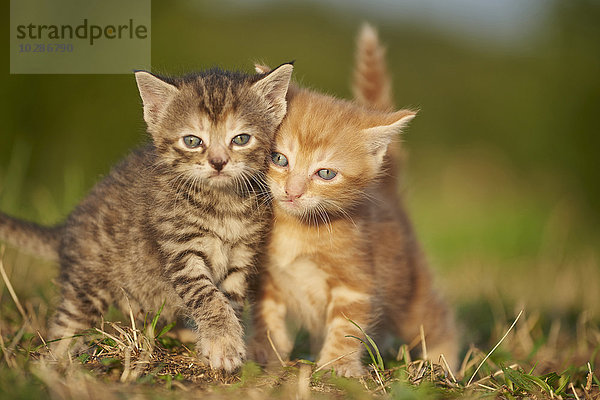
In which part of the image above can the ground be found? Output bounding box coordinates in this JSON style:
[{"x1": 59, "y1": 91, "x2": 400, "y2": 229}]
[{"x1": 0, "y1": 243, "x2": 598, "y2": 399}]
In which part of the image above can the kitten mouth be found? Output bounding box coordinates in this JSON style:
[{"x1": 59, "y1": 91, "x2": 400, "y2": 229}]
[
  {"x1": 208, "y1": 171, "x2": 230, "y2": 179},
  {"x1": 206, "y1": 172, "x2": 233, "y2": 185},
  {"x1": 278, "y1": 198, "x2": 302, "y2": 209}
]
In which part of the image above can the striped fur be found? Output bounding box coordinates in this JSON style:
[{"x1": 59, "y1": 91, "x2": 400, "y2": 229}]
[
  {"x1": 0, "y1": 64, "x2": 293, "y2": 372},
  {"x1": 250, "y1": 83, "x2": 457, "y2": 376},
  {"x1": 0, "y1": 213, "x2": 62, "y2": 262}
]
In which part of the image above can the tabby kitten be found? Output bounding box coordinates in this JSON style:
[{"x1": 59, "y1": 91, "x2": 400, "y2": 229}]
[
  {"x1": 0, "y1": 63, "x2": 293, "y2": 371},
  {"x1": 250, "y1": 61, "x2": 457, "y2": 376}
]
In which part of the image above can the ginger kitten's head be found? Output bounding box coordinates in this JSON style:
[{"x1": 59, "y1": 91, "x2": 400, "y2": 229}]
[
  {"x1": 269, "y1": 87, "x2": 414, "y2": 219},
  {"x1": 134, "y1": 64, "x2": 293, "y2": 188}
]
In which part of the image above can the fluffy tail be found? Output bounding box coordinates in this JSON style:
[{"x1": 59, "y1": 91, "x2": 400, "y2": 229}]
[
  {"x1": 0, "y1": 212, "x2": 61, "y2": 262},
  {"x1": 352, "y1": 23, "x2": 405, "y2": 196},
  {"x1": 352, "y1": 23, "x2": 394, "y2": 111}
]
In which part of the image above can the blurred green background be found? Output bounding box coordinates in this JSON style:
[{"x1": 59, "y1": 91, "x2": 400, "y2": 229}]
[{"x1": 1, "y1": 0, "x2": 599, "y2": 336}]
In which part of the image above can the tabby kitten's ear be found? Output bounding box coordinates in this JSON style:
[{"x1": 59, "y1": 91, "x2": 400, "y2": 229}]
[
  {"x1": 251, "y1": 63, "x2": 294, "y2": 125},
  {"x1": 362, "y1": 110, "x2": 416, "y2": 167},
  {"x1": 254, "y1": 64, "x2": 271, "y2": 74},
  {"x1": 134, "y1": 71, "x2": 179, "y2": 129}
]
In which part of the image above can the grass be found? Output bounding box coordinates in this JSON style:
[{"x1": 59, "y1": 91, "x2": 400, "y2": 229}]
[
  {"x1": 0, "y1": 141, "x2": 598, "y2": 398},
  {"x1": 0, "y1": 241, "x2": 598, "y2": 399}
]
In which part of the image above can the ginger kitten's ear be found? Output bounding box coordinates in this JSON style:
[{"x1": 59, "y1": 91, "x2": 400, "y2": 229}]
[
  {"x1": 362, "y1": 110, "x2": 416, "y2": 167},
  {"x1": 134, "y1": 71, "x2": 179, "y2": 128},
  {"x1": 251, "y1": 63, "x2": 294, "y2": 125}
]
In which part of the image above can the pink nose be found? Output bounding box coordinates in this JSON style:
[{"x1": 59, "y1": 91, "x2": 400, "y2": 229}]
[
  {"x1": 285, "y1": 189, "x2": 302, "y2": 201},
  {"x1": 285, "y1": 176, "x2": 306, "y2": 201}
]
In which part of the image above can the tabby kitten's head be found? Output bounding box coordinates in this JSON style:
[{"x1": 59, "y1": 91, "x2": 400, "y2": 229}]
[
  {"x1": 134, "y1": 64, "x2": 293, "y2": 188},
  {"x1": 269, "y1": 87, "x2": 415, "y2": 219}
]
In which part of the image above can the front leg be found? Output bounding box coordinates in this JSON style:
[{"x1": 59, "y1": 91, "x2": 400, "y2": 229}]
[
  {"x1": 317, "y1": 285, "x2": 372, "y2": 377},
  {"x1": 250, "y1": 271, "x2": 294, "y2": 367},
  {"x1": 167, "y1": 249, "x2": 245, "y2": 372}
]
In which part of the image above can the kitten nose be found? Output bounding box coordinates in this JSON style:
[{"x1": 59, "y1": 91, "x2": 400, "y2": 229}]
[
  {"x1": 285, "y1": 176, "x2": 306, "y2": 201},
  {"x1": 285, "y1": 190, "x2": 303, "y2": 201},
  {"x1": 209, "y1": 158, "x2": 228, "y2": 171}
]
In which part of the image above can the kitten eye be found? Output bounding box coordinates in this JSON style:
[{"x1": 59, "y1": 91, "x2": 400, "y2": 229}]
[
  {"x1": 316, "y1": 169, "x2": 337, "y2": 180},
  {"x1": 232, "y1": 134, "x2": 251, "y2": 146},
  {"x1": 271, "y1": 152, "x2": 288, "y2": 167},
  {"x1": 182, "y1": 135, "x2": 202, "y2": 149}
]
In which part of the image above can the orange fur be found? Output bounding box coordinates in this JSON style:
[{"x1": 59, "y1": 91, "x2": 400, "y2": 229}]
[
  {"x1": 353, "y1": 23, "x2": 406, "y2": 198},
  {"x1": 250, "y1": 86, "x2": 457, "y2": 377},
  {"x1": 353, "y1": 23, "x2": 394, "y2": 111}
]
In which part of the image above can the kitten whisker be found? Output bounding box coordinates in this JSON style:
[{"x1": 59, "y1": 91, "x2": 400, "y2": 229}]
[{"x1": 321, "y1": 199, "x2": 358, "y2": 229}]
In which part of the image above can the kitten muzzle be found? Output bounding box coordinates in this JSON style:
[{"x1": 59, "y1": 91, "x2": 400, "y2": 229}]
[{"x1": 209, "y1": 158, "x2": 228, "y2": 171}]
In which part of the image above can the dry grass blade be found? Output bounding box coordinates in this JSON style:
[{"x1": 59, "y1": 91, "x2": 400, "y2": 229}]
[
  {"x1": 477, "y1": 382, "x2": 497, "y2": 391},
  {"x1": 121, "y1": 288, "x2": 139, "y2": 350},
  {"x1": 440, "y1": 353, "x2": 457, "y2": 383},
  {"x1": 371, "y1": 363, "x2": 386, "y2": 392},
  {"x1": 0, "y1": 246, "x2": 28, "y2": 323},
  {"x1": 396, "y1": 343, "x2": 411, "y2": 363},
  {"x1": 570, "y1": 382, "x2": 581, "y2": 400},
  {"x1": 459, "y1": 346, "x2": 474, "y2": 379},
  {"x1": 467, "y1": 309, "x2": 524, "y2": 386},
  {"x1": 313, "y1": 350, "x2": 357, "y2": 374},
  {"x1": 0, "y1": 324, "x2": 15, "y2": 368},
  {"x1": 419, "y1": 324, "x2": 428, "y2": 361},
  {"x1": 585, "y1": 362, "x2": 593, "y2": 392},
  {"x1": 95, "y1": 327, "x2": 127, "y2": 349},
  {"x1": 266, "y1": 329, "x2": 286, "y2": 368},
  {"x1": 36, "y1": 331, "x2": 56, "y2": 361}
]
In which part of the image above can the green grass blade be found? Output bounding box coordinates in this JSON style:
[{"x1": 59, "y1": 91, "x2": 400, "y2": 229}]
[
  {"x1": 346, "y1": 318, "x2": 384, "y2": 371},
  {"x1": 345, "y1": 334, "x2": 377, "y2": 369},
  {"x1": 150, "y1": 299, "x2": 166, "y2": 336},
  {"x1": 156, "y1": 321, "x2": 176, "y2": 339}
]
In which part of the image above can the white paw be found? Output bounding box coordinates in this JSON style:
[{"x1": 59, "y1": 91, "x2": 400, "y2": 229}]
[{"x1": 199, "y1": 333, "x2": 246, "y2": 372}]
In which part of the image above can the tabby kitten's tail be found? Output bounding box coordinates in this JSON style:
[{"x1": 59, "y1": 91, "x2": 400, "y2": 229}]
[{"x1": 0, "y1": 212, "x2": 61, "y2": 262}]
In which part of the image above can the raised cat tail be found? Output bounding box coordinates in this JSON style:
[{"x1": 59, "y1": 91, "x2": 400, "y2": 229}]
[
  {"x1": 352, "y1": 23, "x2": 405, "y2": 196},
  {"x1": 0, "y1": 212, "x2": 61, "y2": 262},
  {"x1": 352, "y1": 23, "x2": 394, "y2": 111}
]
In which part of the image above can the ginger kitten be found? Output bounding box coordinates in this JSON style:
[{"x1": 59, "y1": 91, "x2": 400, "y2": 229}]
[
  {"x1": 352, "y1": 22, "x2": 458, "y2": 364},
  {"x1": 250, "y1": 66, "x2": 457, "y2": 376},
  {"x1": 0, "y1": 64, "x2": 293, "y2": 371}
]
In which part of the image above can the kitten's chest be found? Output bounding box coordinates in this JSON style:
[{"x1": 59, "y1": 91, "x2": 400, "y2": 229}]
[
  {"x1": 199, "y1": 209, "x2": 267, "y2": 278},
  {"x1": 176, "y1": 189, "x2": 268, "y2": 242},
  {"x1": 156, "y1": 189, "x2": 267, "y2": 278},
  {"x1": 203, "y1": 237, "x2": 234, "y2": 277},
  {"x1": 268, "y1": 233, "x2": 330, "y2": 331}
]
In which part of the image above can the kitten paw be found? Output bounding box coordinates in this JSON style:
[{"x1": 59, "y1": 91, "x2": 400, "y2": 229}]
[
  {"x1": 319, "y1": 358, "x2": 367, "y2": 378},
  {"x1": 249, "y1": 340, "x2": 285, "y2": 369},
  {"x1": 249, "y1": 341, "x2": 271, "y2": 365},
  {"x1": 47, "y1": 335, "x2": 88, "y2": 360},
  {"x1": 199, "y1": 334, "x2": 246, "y2": 372}
]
